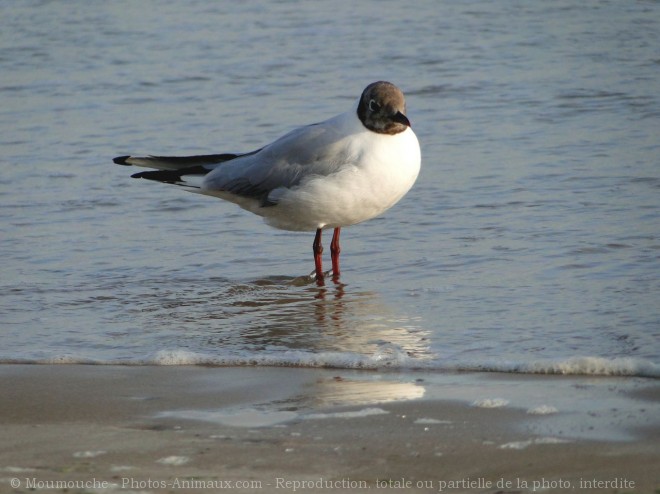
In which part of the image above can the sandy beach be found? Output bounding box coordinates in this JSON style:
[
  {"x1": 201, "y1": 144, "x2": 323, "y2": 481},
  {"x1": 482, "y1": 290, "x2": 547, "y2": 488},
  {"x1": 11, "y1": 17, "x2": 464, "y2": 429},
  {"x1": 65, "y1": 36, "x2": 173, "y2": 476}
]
[{"x1": 0, "y1": 365, "x2": 658, "y2": 493}]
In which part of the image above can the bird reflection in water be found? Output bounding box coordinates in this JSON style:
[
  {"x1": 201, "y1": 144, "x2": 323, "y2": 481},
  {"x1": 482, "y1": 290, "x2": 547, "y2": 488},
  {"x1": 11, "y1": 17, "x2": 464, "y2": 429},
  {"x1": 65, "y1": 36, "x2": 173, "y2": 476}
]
[
  {"x1": 226, "y1": 276, "x2": 432, "y2": 363},
  {"x1": 135, "y1": 275, "x2": 432, "y2": 366}
]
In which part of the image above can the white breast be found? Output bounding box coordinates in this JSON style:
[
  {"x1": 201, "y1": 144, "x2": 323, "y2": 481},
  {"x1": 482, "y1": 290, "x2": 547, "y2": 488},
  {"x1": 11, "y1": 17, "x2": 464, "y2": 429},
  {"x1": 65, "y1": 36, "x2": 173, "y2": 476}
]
[{"x1": 262, "y1": 126, "x2": 421, "y2": 231}]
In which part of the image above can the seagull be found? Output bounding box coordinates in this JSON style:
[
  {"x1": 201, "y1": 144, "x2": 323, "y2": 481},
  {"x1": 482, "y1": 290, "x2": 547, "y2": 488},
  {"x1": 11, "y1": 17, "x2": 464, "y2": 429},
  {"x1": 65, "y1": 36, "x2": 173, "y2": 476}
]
[{"x1": 114, "y1": 81, "x2": 421, "y2": 283}]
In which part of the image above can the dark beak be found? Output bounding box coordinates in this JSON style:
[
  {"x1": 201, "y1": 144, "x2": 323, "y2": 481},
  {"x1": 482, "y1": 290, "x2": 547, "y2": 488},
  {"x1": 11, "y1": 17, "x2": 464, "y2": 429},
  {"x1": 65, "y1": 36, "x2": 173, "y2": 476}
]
[{"x1": 392, "y1": 111, "x2": 411, "y2": 127}]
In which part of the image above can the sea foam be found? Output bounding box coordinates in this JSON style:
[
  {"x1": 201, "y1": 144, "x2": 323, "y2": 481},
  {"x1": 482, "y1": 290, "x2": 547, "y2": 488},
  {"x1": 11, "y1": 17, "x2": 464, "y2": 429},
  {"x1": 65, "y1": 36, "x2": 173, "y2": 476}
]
[{"x1": 3, "y1": 350, "x2": 658, "y2": 378}]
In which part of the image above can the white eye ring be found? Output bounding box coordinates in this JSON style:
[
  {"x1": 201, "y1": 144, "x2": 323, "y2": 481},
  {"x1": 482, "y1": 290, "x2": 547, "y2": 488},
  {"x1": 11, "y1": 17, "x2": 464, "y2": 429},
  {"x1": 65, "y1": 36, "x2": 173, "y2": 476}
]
[{"x1": 369, "y1": 99, "x2": 380, "y2": 112}]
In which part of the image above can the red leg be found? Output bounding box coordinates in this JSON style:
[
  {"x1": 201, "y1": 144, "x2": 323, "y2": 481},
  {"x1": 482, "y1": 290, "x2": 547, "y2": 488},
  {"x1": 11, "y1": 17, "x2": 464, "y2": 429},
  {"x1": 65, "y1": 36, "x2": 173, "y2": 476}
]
[
  {"x1": 313, "y1": 228, "x2": 324, "y2": 283},
  {"x1": 330, "y1": 227, "x2": 341, "y2": 280}
]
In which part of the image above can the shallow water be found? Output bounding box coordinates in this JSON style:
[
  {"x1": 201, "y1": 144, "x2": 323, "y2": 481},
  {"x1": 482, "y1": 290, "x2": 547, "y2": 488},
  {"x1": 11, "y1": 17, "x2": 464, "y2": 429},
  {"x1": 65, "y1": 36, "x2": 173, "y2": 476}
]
[{"x1": 1, "y1": 1, "x2": 659, "y2": 375}]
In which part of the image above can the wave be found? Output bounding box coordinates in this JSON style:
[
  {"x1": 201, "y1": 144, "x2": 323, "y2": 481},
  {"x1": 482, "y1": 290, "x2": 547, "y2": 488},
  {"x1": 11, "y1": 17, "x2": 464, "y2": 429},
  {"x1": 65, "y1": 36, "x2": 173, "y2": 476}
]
[{"x1": 2, "y1": 350, "x2": 658, "y2": 378}]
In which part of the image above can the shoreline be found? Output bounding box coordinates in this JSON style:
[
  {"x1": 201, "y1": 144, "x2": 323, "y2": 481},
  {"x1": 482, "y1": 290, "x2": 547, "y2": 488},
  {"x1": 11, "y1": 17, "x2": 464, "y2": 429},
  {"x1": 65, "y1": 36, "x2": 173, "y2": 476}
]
[{"x1": 1, "y1": 364, "x2": 658, "y2": 493}]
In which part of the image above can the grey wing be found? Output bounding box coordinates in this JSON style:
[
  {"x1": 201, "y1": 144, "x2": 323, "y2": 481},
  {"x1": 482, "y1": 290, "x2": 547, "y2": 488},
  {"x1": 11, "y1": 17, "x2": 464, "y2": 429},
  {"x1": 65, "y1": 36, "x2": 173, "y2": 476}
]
[{"x1": 202, "y1": 120, "x2": 351, "y2": 202}]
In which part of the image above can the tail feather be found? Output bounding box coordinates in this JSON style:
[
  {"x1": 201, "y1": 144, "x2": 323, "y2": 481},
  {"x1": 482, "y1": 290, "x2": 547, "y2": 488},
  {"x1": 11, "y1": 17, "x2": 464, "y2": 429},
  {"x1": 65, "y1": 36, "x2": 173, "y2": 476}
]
[
  {"x1": 114, "y1": 149, "x2": 261, "y2": 191},
  {"x1": 113, "y1": 153, "x2": 239, "y2": 171},
  {"x1": 130, "y1": 166, "x2": 208, "y2": 189}
]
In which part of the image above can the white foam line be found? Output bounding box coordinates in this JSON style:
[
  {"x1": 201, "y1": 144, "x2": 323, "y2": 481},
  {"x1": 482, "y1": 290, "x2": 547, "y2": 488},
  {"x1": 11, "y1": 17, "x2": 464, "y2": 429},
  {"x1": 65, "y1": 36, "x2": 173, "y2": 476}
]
[
  {"x1": 499, "y1": 437, "x2": 571, "y2": 450},
  {"x1": 472, "y1": 398, "x2": 509, "y2": 409},
  {"x1": 3, "y1": 352, "x2": 658, "y2": 377},
  {"x1": 155, "y1": 456, "x2": 190, "y2": 466},
  {"x1": 304, "y1": 407, "x2": 389, "y2": 420},
  {"x1": 527, "y1": 405, "x2": 559, "y2": 415}
]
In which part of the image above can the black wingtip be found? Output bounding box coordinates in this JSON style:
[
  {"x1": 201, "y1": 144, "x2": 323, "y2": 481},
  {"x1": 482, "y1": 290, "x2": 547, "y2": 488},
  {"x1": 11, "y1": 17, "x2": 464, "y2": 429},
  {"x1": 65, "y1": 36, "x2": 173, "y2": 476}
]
[
  {"x1": 130, "y1": 169, "x2": 192, "y2": 183},
  {"x1": 113, "y1": 155, "x2": 131, "y2": 165}
]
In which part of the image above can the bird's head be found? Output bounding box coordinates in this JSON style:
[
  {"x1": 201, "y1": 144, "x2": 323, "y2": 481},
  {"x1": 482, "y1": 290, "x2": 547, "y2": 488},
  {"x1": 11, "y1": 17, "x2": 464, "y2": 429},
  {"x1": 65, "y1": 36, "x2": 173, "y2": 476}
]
[{"x1": 357, "y1": 81, "x2": 411, "y2": 135}]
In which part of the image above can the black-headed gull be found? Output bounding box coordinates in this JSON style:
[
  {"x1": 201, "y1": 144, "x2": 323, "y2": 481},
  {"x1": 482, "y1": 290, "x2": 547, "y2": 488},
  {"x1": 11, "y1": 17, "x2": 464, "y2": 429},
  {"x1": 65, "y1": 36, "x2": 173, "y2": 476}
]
[{"x1": 114, "y1": 81, "x2": 421, "y2": 283}]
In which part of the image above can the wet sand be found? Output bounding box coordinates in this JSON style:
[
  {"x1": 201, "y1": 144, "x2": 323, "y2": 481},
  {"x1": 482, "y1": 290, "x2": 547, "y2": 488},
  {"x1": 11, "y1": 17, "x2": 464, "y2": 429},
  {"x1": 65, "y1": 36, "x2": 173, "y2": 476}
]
[{"x1": 0, "y1": 365, "x2": 658, "y2": 493}]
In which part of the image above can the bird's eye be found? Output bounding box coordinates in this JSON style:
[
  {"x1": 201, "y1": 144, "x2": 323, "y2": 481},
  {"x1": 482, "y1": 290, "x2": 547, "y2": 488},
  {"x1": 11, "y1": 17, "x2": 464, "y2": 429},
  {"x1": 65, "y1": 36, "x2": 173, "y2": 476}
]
[{"x1": 368, "y1": 99, "x2": 380, "y2": 112}]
